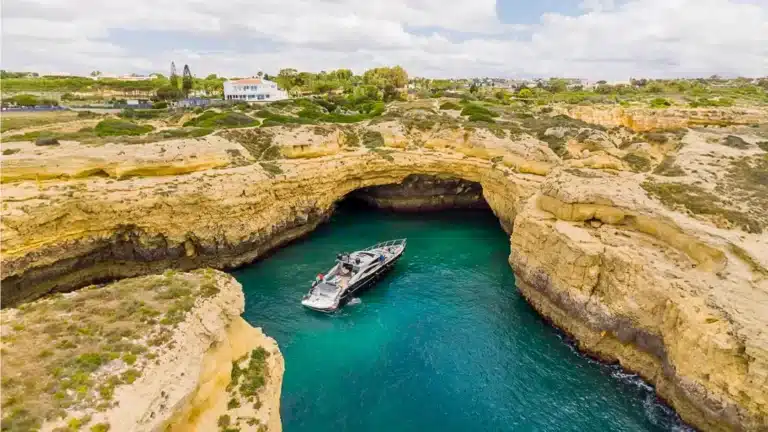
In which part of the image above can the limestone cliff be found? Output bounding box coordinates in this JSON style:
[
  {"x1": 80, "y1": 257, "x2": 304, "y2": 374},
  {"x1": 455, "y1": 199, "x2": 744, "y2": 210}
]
[
  {"x1": 561, "y1": 105, "x2": 765, "y2": 131},
  {"x1": 0, "y1": 270, "x2": 283, "y2": 432},
  {"x1": 0, "y1": 129, "x2": 547, "y2": 306},
  {"x1": 510, "y1": 168, "x2": 768, "y2": 431},
  {"x1": 2, "y1": 106, "x2": 767, "y2": 431}
]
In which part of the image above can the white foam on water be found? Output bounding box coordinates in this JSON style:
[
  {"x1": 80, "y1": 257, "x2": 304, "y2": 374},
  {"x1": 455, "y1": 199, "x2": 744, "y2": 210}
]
[{"x1": 348, "y1": 298, "x2": 362, "y2": 306}]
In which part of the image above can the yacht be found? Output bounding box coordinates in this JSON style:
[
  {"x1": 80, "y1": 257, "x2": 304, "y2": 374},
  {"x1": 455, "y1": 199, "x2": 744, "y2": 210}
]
[{"x1": 301, "y1": 239, "x2": 407, "y2": 312}]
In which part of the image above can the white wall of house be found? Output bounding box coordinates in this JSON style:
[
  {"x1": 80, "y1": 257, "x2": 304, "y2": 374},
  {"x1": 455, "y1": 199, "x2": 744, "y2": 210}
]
[{"x1": 223, "y1": 79, "x2": 289, "y2": 102}]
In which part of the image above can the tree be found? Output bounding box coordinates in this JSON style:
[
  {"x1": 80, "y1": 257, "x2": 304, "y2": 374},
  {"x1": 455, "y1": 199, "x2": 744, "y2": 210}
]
[
  {"x1": 257, "y1": 71, "x2": 264, "y2": 78},
  {"x1": 333, "y1": 69, "x2": 353, "y2": 81},
  {"x1": 9, "y1": 94, "x2": 40, "y2": 106},
  {"x1": 547, "y1": 78, "x2": 568, "y2": 93},
  {"x1": 169, "y1": 62, "x2": 179, "y2": 89},
  {"x1": 156, "y1": 85, "x2": 183, "y2": 101},
  {"x1": 182, "y1": 64, "x2": 193, "y2": 97},
  {"x1": 469, "y1": 83, "x2": 479, "y2": 94},
  {"x1": 275, "y1": 68, "x2": 298, "y2": 91},
  {"x1": 90, "y1": 70, "x2": 102, "y2": 77},
  {"x1": 518, "y1": 88, "x2": 534, "y2": 99}
]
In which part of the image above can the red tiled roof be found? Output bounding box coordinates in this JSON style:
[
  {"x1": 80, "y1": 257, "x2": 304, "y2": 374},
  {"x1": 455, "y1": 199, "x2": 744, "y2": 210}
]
[{"x1": 232, "y1": 78, "x2": 262, "y2": 84}]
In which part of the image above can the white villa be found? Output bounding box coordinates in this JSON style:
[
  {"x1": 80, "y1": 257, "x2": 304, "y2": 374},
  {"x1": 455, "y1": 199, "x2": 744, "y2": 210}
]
[{"x1": 223, "y1": 78, "x2": 289, "y2": 102}]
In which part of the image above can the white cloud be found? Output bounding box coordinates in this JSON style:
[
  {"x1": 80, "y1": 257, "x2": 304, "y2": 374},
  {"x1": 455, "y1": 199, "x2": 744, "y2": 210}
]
[{"x1": 1, "y1": 0, "x2": 766, "y2": 79}]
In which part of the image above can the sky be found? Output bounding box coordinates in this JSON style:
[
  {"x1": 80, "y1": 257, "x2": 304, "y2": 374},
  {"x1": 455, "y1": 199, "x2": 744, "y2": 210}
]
[{"x1": 1, "y1": 0, "x2": 767, "y2": 80}]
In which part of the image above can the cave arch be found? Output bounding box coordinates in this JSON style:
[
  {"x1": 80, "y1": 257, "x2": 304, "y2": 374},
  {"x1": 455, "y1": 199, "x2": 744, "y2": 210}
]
[{"x1": 1, "y1": 167, "x2": 530, "y2": 307}]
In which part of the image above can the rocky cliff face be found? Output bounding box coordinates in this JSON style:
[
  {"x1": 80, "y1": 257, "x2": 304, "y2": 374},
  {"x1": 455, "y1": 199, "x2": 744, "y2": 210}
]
[
  {"x1": 0, "y1": 270, "x2": 283, "y2": 432},
  {"x1": 561, "y1": 105, "x2": 766, "y2": 131},
  {"x1": 511, "y1": 168, "x2": 768, "y2": 431},
  {"x1": 0, "y1": 129, "x2": 547, "y2": 306},
  {"x1": 2, "y1": 106, "x2": 767, "y2": 431}
]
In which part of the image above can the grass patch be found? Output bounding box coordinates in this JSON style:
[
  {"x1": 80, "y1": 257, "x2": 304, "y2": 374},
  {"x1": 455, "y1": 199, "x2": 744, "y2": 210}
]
[
  {"x1": 649, "y1": 97, "x2": 672, "y2": 108},
  {"x1": 221, "y1": 129, "x2": 279, "y2": 160},
  {"x1": 642, "y1": 181, "x2": 761, "y2": 233},
  {"x1": 622, "y1": 153, "x2": 652, "y2": 172},
  {"x1": 153, "y1": 127, "x2": 213, "y2": 139},
  {"x1": 0, "y1": 270, "x2": 228, "y2": 428},
  {"x1": 2, "y1": 148, "x2": 21, "y2": 155},
  {"x1": 362, "y1": 131, "x2": 385, "y2": 149},
  {"x1": 721, "y1": 135, "x2": 750, "y2": 149},
  {"x1": 119, "y1": 108, "x2": 167, "y2": 120},
  {"x1": 729, "y1": 243, "x2": 768, "y2": 277},
  {"x1": 94, "y1": 119, "x2": 154, "y2": 137},
  {"x1": 460, "y1": 104, "x2": 499, "y2": 118},
  {"x1": 342, "y1": 127, "x2": 360, "y2": 147},
  {"x1": 372, "y1": 148, "x2": 395, "y2": 162},
  {"x1": 467, "y1": 113, "x2": 496, "y2": 123},
  {"x1": 653, "y1": 156, "x2": 686, "y2": 176},
  {"x1": 0, "y1": 111, "x2": 79, "y2": 133},
  {"x1": 229, "y1": 347, "x2": 270, "y2": 401},
  {"x1": 183, "y1": 111, "x2": 258, "y2": 129},
  {"x1": 439, "y1": 101, "x2": 461, "y2": 110},
  {"x1": 259, "y1": 162, "x2": 283, "y2": 177}
]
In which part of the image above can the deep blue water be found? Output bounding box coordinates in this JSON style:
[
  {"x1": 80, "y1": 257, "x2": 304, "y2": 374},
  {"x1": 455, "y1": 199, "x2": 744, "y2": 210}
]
[{"x1": 234, "y1": 204, "x2": 690, "y2": 432}]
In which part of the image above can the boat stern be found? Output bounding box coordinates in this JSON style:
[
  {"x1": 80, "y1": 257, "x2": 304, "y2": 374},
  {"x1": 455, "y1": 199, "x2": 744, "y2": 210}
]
[{"x1": 301, "y1": 294, "x2": 339, "y2": 312}]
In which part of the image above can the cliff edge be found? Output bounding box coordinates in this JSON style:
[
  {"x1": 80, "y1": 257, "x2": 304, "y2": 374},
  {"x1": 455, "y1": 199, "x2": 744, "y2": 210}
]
[{"x1": 0, "y1": 270, "x2": 283, "y2": 432}]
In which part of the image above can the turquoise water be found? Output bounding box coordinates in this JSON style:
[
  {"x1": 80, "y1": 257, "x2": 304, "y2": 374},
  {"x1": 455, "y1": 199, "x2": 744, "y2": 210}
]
[{"x1": 235, "y1": 204, "x2": 690, "y2": 432}]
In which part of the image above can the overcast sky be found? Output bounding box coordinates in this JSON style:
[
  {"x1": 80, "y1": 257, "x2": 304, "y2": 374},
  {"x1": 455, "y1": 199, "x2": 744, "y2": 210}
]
[{"x1": 2, "y1": 0, "x2": 767, "y2": 79}]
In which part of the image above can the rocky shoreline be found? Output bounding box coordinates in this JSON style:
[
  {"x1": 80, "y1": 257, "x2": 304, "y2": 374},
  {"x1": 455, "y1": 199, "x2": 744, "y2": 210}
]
[{"x1": 2, "y1": 105, "x2": 767, "y2": 430}]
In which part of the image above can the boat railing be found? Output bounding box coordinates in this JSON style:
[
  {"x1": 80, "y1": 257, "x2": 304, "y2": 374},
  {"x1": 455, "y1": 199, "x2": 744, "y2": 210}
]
[{"x1": 362, "y1": 238, "x2": 407, "y2": 251}]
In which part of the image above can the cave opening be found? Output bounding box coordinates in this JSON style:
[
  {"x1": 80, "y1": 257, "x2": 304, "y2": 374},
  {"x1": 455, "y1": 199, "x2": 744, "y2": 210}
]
[{"x1": 341, "y1": 173, "x2": 490, "y2": 213}]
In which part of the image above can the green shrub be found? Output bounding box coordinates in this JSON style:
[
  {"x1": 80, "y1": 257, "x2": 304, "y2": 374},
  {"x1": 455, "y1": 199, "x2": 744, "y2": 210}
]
[
  {"x1": 689, "y1": 97, "x2": 734, "y2": 108},
  {"x1": 758, "y1": 141, "x2": 768, "y2": 152},
  {"x1": 94, "y1": 119, "x2": 154, "y2": 136},
  {"x1": 622, "y1": 153, "x2": 652, "y2": 172},
  {"x1": 183, "y1": 111, "x2": 258, "y2": 129},
  {"x1": 460, "y1": 104, "x2": 499, "y2": 118},
  {"x1": 77, "y1": 110, "x2": 99, "y2": 119},
  {"x1": 259, "y1": 162, "x2": 283, "y2": 177},
  {"x1": 155, "y1": 128, "x2": 213, "y2": 139},
  {"x1": 35, "y1": 136, "x2": 60, "y2": 146},
  {"x1": 467, "y1": 113, "x2": 495, "y2": 123},
  {"x1": 643, "y1": 132, "x2": 669, "y2": 144},
  {"x1": 119, "y1": 108, "x2": 166, "y2": 120},
  {"x1": 722, "y1": 135, "x2": 750, "y2": 149},
  {"x1": 653, "y1": 156, "x2": 686, "y2": 176},
  {"x1": 254, "y1": 111, "x2": 315, "y2": 126},
  {"x1": 152, "y1": 101, "x2": 168, "y2": 109},
  {"x1": 439, "y1": 101, "x2": 461, "y2": 110},
  {"x1": 649, "y1": 98, "x2": 671, "y2": 108},
  {"x1": 2, "y1": 148, "x2": 21, "y2": 155}
]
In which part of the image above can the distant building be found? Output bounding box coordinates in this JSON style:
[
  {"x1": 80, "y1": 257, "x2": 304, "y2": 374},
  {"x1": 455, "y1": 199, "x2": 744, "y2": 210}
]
[{"x1": 223, "y1": 78, "x2": 288, "y2": 102}]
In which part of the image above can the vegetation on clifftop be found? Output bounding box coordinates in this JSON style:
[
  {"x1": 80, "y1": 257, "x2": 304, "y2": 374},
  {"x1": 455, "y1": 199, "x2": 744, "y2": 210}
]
[{"x1": 0, "y1": 269, "x2": 222, "y2": 431}]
